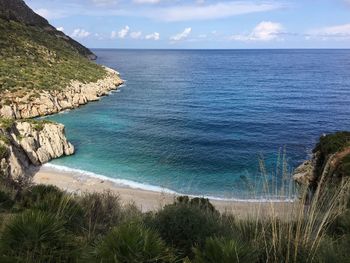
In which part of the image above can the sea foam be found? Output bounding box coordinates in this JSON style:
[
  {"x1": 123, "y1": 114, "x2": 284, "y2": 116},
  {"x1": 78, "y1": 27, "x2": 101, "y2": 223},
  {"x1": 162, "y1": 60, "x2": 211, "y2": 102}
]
[{"x1": 42, "y1": 163, "x2": 295, "y2": 203}]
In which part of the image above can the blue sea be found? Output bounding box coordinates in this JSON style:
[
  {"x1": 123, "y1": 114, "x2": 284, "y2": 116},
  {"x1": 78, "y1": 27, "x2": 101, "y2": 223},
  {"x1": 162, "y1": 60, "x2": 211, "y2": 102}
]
[{"x1": 44, "y1": 49, "x2": 350, "y2": 200}]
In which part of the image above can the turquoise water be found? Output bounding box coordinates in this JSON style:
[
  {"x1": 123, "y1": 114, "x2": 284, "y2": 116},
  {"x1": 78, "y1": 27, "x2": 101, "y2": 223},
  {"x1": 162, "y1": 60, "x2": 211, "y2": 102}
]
[{"x1": 45, "y1": 49, "x2": 350, "y2": 199}]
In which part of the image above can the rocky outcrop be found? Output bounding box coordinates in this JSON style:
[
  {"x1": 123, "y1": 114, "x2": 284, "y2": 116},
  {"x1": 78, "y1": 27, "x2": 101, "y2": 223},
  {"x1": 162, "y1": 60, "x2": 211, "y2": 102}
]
[
  {"x1": 0, "y1": 120, "x2": 74, "y2": 180},
  {"x1": 0, "y1": 67, "x2": 123, "y2": 119},
  {"x1": 293, "y1": 160, "x2": 316, "y2": 185},
  {"x1": 293, "y1": 132, "x2": 350, "y2": 186}
]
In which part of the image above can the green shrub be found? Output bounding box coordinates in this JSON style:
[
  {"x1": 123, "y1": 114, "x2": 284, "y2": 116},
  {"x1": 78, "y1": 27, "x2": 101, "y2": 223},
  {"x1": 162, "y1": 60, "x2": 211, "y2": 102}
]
[
  {"x1": 148, "y1": 199, "x2": 221, "y2": 257},
  {"x1": 19, "y1": 184, "x2": 64, "y2": 208},
  {"x1": 0, "y1": 118, "x2": 14, "y2": 130},
  {"x1": 315, "y1": 236, "x2": 350, "y2": 263},
  {"x1": 314, "y1": 132, "x2": 350, "y2": 156},
  {"x1": 0, "y1": 135, "x2": 9, "y2": 144},
  {"x1": 176, "y1": 196, "x2": 219, "y2": 215},
  {"x1": 0, "y1": 190, "x2": 14, "y2": 211},
  {"x1": 0, "y1": 210, "x2": 78, "y2": 262},
  {"x1": 0, "y1": 144, "x2": 8, "y2": 159},
  {"x1": 192, "y1": 237, "x2": 257, "y2": 263},
  {"x1": 335, "y1": 154, "x2": 350, "y2": 178},
  {"x1": 19, "y1": 185, "x2": 84, "y2": 233},
  {"x1": 314, "y1": 132, "x2": 350, "y2": 178},
  {"x1": 90, "y1": 222, "x2": 175, "y2": 262},
  {"x1": 79, "y1": 191, "x2": 124, "y2": 238}
]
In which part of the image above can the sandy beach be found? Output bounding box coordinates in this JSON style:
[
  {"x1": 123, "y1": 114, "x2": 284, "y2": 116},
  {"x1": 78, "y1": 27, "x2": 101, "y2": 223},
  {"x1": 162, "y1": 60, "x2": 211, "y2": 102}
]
[{"x1": 33, "y1": 165, "x2": 297, "y2": 218}]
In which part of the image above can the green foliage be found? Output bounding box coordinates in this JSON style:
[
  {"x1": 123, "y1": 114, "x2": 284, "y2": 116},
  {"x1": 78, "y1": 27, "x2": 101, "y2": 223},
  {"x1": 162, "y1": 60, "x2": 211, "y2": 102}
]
[
  {"x1": 314, "y1": 132, "x2": 350, "y2": 156},
  {"x1": 0, "y1": 18, "x2": 106, "y2": 93},
  {"x1": 176, "y1": 196, "x2": 219, "y2": 215},
  {"x1": 90, "y1": 222, "x2": 175, "y2": 263},
  {"x1": 0, "y1": 144, "x2": 8, "y2": 159},
  {"x1": 315, "y1": 237, "x2": 350, "y2": 263},
  {"x1": 313, "y1": 131, "x2": 350, "y2": 179},
  {"x1": 0, "y1": 118, "x2": 14, "y2": 130},
  {"x1": 0, "y1": 190, "x2": 14, "y2": 211},
  {"x1": 192, "y1": 237, "x2": 257, "y2": 263},
  {"x1": 79, "y1": 191, "x2": 123, "y2": 239},
  {"x1": 19, "y1": 184, "x2": 64, "y2": 208},
  {"x1": 0, "y1": 210, "x2": 78, "y2": 263},
  {"x1": 0, "y1": 135, "x2": 10, "y2": 145},
  {"x1": 335, "y1": 153, "x2": 350, "y2": 177},
  {"x1": 148, "y1": 199, "x2": 221, "y2": 257},
  {"x1": 19, "y1": 185, "x2": 84, "y2": 233}
]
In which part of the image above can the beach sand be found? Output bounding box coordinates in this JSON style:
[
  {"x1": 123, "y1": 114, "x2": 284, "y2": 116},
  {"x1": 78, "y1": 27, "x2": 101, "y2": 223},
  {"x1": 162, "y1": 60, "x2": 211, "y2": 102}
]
[{"x1": 33, "y1": 166, "x2": 297, "y2": 218}]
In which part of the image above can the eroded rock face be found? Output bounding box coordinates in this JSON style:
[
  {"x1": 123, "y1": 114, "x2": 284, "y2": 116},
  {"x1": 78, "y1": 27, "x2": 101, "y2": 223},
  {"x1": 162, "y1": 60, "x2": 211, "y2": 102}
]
[
  {"x1": 0, "y1": 121, "x2": 74, "y2": 180},
  {"x1": 293, "y1": 160, "x2": 316, "y2": 185},
  {"x1": 0, "y1": 67, "x2": 124, "y2": 119}
]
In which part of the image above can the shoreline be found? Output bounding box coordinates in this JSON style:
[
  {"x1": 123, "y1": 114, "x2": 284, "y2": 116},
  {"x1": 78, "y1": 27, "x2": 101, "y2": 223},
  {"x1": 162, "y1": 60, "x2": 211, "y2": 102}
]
[
  {"x1": 0, "y1": 66, "x2": 124, "y2": 119},
  {"x1": 33, "y1": 164, "x2": 297, "y2": 218}
]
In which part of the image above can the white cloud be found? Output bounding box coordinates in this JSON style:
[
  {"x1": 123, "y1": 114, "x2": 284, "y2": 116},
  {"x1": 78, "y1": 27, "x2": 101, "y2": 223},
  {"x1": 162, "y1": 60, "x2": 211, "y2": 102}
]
[
  {"x1": 91, "y1": 0, "x2": 118, "y2": 6},
  {"x1": 130, "y1": 31, "x2": 142, "y2": 39},
  {"x1": 117, "y1": 25, "x2": 130, "y2": 39},
  {"x1": 170, "y1": 28, "x2": 192, "y2": 41},
  {"x1": 231, "y1": 21, "x2": 283, "y2": 41},
  {"x1": 56, "y1": 27, "x2": 64, "y2": 32},
  {"x1": 150, "y1": 1, "x2": 283, "y2": 22},
  {"x1": 145, "y1": 32, "x2": 160, "y2": 40},
  {"x1": 133, "y1": 0, "x2": 161, "y2": 3},
  {"x1": 71, "y1": 28, "x2": 91, "y2": 38},
  {"x1": 308, "y1": 23, "x2": 350, "y2": 39}
]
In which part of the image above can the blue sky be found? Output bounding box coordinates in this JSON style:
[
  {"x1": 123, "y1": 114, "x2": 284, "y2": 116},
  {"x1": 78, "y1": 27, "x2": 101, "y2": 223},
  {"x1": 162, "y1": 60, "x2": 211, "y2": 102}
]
[{"x1": 26, "y1": 0, "x2": 350, "y2": 49}]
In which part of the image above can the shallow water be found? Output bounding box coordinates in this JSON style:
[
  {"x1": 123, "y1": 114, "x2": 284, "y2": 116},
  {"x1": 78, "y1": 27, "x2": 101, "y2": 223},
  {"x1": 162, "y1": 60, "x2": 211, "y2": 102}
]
[{"x1": 45, "y1": 49, "x2": 350, "y2": 199}]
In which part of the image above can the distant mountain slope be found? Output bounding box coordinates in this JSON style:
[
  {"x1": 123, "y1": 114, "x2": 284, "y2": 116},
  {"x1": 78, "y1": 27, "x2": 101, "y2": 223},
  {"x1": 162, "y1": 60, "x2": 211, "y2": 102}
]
[
  {"x1": 0, "y1": 0, "x2": 106, "y2": 93},
  {"x1": 0, "y1": 0, "x2": 96, "y2": 59}
]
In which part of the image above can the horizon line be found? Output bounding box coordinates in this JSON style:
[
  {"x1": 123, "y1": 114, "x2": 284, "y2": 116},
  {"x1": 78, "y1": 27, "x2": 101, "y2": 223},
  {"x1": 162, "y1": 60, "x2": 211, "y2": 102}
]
[{"x1": 90, "y1": 48, "x2": 350, "y2": 50}]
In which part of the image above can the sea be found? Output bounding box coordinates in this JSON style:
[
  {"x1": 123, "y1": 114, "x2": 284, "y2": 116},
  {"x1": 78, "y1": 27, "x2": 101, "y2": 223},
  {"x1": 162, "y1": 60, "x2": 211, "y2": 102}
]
[{"x1": 43, "y1": 49, "x2": 350, "y2": 200}]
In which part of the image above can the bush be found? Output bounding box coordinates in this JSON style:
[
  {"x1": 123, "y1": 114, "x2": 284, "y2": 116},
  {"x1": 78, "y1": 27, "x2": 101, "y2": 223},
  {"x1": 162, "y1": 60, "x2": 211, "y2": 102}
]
[
  {"x1": 90, "y1": 222, "x2": 175, "y2": 262},
  {"x1": 0, "y1": 190, "x2": 14, "y2": 211},
  {"x1": 0, "y1": 118, "x2": 14, "y2": 130},
  {"x1": 148, "y1": 199, "x2": 221, "y2": 257},
  {"x1": 79, "y1": 191, "x2": 124, "y2": 238},
  {"x1": 192, "y1": 237, "x2": 257, "y2": 263},
  {"x1": 20, "y1": 185, "x2": 84, "y2": 233},
  {"x1": 0, "y1": 144, "x2": 8, "y2": 160},
  {"x1": 19, "y1": 184, "x2": 63, "y2": 208},
  {"x1": 0, "y1": 210, "x2": 78, "y2": 262},
  {"x1": 335, "y1": 153, "x2": 350, "y2": 178},
  {"x1": 313, "y1": 132, "x2": 350, "y2": 178}
]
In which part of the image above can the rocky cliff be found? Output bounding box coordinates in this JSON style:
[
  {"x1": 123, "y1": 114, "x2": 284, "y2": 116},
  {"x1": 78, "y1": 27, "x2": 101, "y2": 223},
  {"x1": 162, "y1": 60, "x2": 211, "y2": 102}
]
[
  {"x1": 0, "y1": 67, "x2": 123, "y2": 119},
  {"x1": 0, "y1": 119, "x2": 74, "y2": 181},
  {"x1": 0, "y1": 0, "x2": 96, "y2": 59},
  {"x1": 293, "y1": 132, "x2": 350, "y2": 187},
  {"x1": 0, "y1": 0, "x2": 124, "y2": 182}
]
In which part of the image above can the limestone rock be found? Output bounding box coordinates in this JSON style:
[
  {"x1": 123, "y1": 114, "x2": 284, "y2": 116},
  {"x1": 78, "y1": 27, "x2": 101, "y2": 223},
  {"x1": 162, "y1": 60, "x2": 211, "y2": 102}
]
[
  {"x1": 293, "y1": 160, "x2": 315, "y2": 185},
  {"x1": 0, "y1": 67, "x2": 124, "y2": 119},
  {"x1": 0, "y1": 120, "x2": 74, "y2": 180}
]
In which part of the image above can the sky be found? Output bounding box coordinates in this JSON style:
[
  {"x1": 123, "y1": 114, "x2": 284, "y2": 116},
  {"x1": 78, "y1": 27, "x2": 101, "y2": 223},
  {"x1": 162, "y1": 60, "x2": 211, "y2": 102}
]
[{"x1": 26, "y1": 0, "x2": 350, "y2": 49}]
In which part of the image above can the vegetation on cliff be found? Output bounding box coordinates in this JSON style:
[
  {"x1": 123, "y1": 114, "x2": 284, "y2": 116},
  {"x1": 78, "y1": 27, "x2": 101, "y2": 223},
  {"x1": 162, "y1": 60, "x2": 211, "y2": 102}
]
[
  {"x1": 313, "y1": 131, "x2": 350, "y2": 180},
  {"x1": 0, "y1": 18, "x2": 106, "y2": 93}
]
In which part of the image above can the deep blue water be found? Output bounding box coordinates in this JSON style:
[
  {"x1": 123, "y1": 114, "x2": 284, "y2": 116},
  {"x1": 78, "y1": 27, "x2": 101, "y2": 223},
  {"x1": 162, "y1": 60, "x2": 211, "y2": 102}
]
[{"x1": 45, "y1": 49, "x2": 350, "y2": 199}]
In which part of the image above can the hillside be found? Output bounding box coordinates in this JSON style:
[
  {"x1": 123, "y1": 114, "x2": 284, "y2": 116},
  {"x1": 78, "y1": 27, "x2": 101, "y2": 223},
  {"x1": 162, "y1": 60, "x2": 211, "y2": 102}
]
[
  {"x1": 0, "y1": 0, "x2": 96, "y2": 59},
  {"x1": 0, "y1": 0, "x2": 106, "y2": 94}
]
